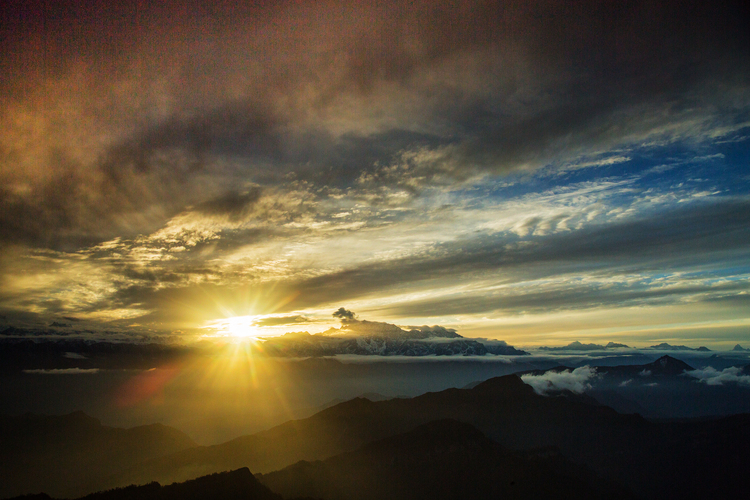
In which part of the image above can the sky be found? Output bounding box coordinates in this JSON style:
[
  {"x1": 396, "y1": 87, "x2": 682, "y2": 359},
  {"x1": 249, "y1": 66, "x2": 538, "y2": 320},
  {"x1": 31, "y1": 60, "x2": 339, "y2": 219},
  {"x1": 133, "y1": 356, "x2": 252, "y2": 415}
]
[{"x1": 1, "y1": 0, "x2": 749, "y2": 347}]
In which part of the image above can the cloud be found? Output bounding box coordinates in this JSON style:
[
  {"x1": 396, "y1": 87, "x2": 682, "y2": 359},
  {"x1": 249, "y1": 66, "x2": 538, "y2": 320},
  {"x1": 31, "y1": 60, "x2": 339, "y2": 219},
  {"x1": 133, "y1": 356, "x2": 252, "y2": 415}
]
[
  {"x1": 408, "y1": 325, "x2": 460, "y2": 338},
  {"x1": 333, "y1": 308, "x2": 357, "y2": 323},
  {"x1": 194, "y1": 188, "x2": 263, "y2": 219},
  {"x1": 63, "y1": 352, "x2": 87, "y2": 360},
  {"x1": 0, "y1": 0, "x2": 748, "y2": 341},
  {"x1": 293, "y1": 196, "x2": 750, "y2": 315},
  {"x1": 340, "y1": 319, "x2": 408, "y2": 338},
  {"x1": 521, "y1": 366, "x2": 598, "y2": 395},
  {"x1": 1, "y1": 0, "x2": 747, "y2": 251},
  {"x1": 22, "y1": 368, "x2": 100, "y2": 375},
  {"x1": 685, "y1": 366, "x2": 750, "y2": 386},
  {"x1": 254, "y1": 315, "x2": 310, "y2": 327}
]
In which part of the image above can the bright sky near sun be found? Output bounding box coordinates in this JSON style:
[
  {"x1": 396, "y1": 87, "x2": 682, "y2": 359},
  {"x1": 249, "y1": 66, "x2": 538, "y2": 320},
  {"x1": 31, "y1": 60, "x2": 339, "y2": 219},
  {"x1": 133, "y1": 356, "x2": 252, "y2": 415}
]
[{"x1": 1, "y1": 1, "x2": 749, "y2": 347}]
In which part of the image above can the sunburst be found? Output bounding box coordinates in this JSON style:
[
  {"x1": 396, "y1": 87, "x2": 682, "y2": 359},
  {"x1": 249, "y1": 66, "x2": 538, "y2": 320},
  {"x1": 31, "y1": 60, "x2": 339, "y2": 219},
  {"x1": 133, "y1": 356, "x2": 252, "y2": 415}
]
[{"x1": 204, "y1": 315, "x2": 264, "y2": 340}]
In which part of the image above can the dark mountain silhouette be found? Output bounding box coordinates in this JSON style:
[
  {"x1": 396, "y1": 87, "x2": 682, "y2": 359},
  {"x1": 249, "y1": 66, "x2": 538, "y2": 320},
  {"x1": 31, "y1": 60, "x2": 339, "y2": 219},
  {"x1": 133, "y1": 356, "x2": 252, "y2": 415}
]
[
  {"x1": 648, "y1": 342, "x2": 697, "y2": 351},
  {"x1": 257, "y1": 419, "x2": 635, "y2": 500},
  {"x1": 732, "y1": 344, "x2": 748, "y2": 351},
  {"x1": 521, "y1": 355, "x2": 750, "y2": 418},
  {"x1": 0, "y1": 412, "x2": 196, "y2": 499},
  {"x1": 258, "y1": 313, "x2": 528, "y2": 356},
  {"x1": 519, "y1": 355, "x2": 694, "y2": 380},
  {"x1": 0, "y1": 339, "x2": 193, "y2": 373},
  {"x1": 599, "y1": 355, "x2": 694, "y2": 377},
  {"x1": 540, "y1": 340, "x2": 630, "y2": 351},
  {"x1": 99, "y1": 374, "x2": 750, "y2": 500},
  {"x1": 4, "y1": 370, "x2": 749, "y2": 500},
  {"x1": 260, "y1": 333, "x2": 527, "y2": 357},
  {"x1": 5, "y1": 468, "x2": 281, "y2": 500}
]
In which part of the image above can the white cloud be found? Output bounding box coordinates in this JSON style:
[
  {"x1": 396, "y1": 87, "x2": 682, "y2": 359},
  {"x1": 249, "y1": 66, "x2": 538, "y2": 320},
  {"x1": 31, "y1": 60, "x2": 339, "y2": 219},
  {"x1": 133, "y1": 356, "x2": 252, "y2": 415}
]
[
  {"x1": 685, "y1": 366, "x2": 750, "y2": 386},
  {"x1": 521, "y1": 365, "x2": 598, "y2": 395}
]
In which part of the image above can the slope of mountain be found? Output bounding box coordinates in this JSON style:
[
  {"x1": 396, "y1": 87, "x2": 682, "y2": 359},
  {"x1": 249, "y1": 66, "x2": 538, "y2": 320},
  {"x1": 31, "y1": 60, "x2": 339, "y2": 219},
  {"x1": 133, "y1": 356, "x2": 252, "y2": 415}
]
[
  {"x1": 0, "y1": 412, "x2": 197, "y2": 499},
  {"x1": 519, "y1": 355, "x2": 694, "y2": 379},
  {"x1": 5, "y1": 468, "x2": 282, "y2": 500},
  {"x1": 598, "y1": 355, "x2": 695, "y2": 377},
  {"x1": 259, "y1": 331, "x2": 527, "y2": 357},
  {"x1": 99, "y1": 375, "x2": 648, "y2": 491},
  {"x1": 257, "y1": 419, "x2": 635, "y2": 500},
  {"x1": 648, "y1": 342, "x2": 698, "y2": 351},
  {"x1": 0, "y1": 339, "x2": 194, "y2": 373},
  {"x1": 540, "y1": 341, "x2": 630, "y2": 351},
  {"x1": 521, "y1": 355, "x2": 750, "y2": 418},
  {"x1": 99, "y1": 373, "x2": 750, "y2": 500}
]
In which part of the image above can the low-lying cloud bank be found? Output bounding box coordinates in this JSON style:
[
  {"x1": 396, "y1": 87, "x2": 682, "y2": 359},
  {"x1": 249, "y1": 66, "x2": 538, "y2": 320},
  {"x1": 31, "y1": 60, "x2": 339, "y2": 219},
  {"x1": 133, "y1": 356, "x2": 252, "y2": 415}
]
[
  {"x1": 685, "y1": 366, "x2": 750, "y2": 386},
  {"x1": 521, "y1": 366, "x2": 598, "y2": 395},
  {"x1": 22, "y1": 368, "x2": 100, "y2": 375}
]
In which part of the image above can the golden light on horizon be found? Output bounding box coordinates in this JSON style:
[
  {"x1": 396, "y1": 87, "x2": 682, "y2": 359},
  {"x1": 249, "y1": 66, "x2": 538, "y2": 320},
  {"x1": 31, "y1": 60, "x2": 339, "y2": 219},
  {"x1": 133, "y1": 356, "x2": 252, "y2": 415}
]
[{"x1": 203, "y1": 315, "x2": 265, "y2": 340}]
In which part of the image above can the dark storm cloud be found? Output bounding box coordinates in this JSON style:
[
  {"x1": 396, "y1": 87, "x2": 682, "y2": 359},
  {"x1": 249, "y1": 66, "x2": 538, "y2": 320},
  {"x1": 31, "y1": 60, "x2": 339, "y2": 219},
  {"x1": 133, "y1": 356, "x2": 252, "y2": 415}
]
[
  {"x1": 0, "y1": 150, "x2": 219, "y2": 251},
  {"x1": 333, "y1": 308, "x2": 357, "y2": 322},
  {"x1": 98, "y1": 101, "x2": 280, "y2": 178},
  {"x1": 1, "y1": 0, "x2": 749, "y2": 336},
  {"x1": 120, "y1": 267, "x2": 183, "y2": 284},
  {"x1": 2, "y1": 0, "x2": 748, "y2": 252},
  {"x1": 194, "y1": 188, "x2": 263, "y2": 219}
]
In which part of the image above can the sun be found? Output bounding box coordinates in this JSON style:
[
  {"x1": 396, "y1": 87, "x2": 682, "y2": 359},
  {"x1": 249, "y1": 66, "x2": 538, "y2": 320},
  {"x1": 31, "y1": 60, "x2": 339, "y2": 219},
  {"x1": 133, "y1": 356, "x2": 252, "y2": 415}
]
[{"x1": 205, "y1": 315, "x2": 264, "y2": 340}]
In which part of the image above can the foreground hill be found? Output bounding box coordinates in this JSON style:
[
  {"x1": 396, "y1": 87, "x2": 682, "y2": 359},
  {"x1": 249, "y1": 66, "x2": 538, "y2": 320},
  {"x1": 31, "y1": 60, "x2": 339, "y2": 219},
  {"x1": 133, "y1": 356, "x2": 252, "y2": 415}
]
[
  {"x1": 6, "y1": 468, "x2": 282, "y2": 500},
  {"x1": 0, "y1": 412, "x2": 197, "y2": 499},
  {"x1": 4, "y1": 372, "x2": 748, "y2": 499},
  {"x1": 2, "y1": 423, "x2": 635, "y2": 500},
  {"x1": 100, "y1": 374, "x2": 748, "y2": 499},
  {"x1": 257, "y1": 419, "x2": 634, "y2": 500},
  {"x1": 104, "y1": 375, "x2": 645, "y2": 487}
]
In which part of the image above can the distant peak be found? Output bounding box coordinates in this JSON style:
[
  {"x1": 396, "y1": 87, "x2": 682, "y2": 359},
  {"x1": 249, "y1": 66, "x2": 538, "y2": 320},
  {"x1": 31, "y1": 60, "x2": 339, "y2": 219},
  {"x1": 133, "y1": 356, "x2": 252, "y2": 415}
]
[
  {"x1": 648, "y1": 355, "x2": 694, "y2": 374},
  {"x1": 648, "y1": 342, "x2": 696, "y2": 351},
  {"x1": 605, "y1": 341, "x2": 629, "y2": 348},
  {"x1": 472, "y1": 374, "x2": 534, "y2": 395}
]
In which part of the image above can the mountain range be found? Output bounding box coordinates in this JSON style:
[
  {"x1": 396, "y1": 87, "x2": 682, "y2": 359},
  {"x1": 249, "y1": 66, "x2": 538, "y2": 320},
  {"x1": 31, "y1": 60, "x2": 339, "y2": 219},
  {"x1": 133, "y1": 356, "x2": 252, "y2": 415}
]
[
  {"x1": 539, "y1": 341, "x2": 630, "y2": 351},
  {"x1": 256, "y1": 419, "x2": 633, "y2": 500},
  {"x1": 257, "y1": 320, "x2": 528, "y2": 357},
  {"x1": 3, "y1": 355, "x2": 750, "y2": 499},
  {"x1": 259, "y1": 332, "x2": 528, "y2": 357},
  {"x1": 39, "y1": 369, "x2": 745, "y2": 499},
  {"x1": 0, "y1": 412, "x2": 196, "y2": 499},
  {"x1": 7, "y1": 468, "x2": 282, "y2": 500},
  {"x1": 520, "y1": 355, "x2": 750, "y2": 418}
]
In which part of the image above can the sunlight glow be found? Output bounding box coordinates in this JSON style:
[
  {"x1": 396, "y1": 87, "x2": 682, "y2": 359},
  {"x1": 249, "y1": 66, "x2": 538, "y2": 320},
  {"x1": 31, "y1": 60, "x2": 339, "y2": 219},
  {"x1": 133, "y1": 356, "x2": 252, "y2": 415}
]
[{"x1": 204, "y1": 315, "x2": 265, "y2": 340}]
